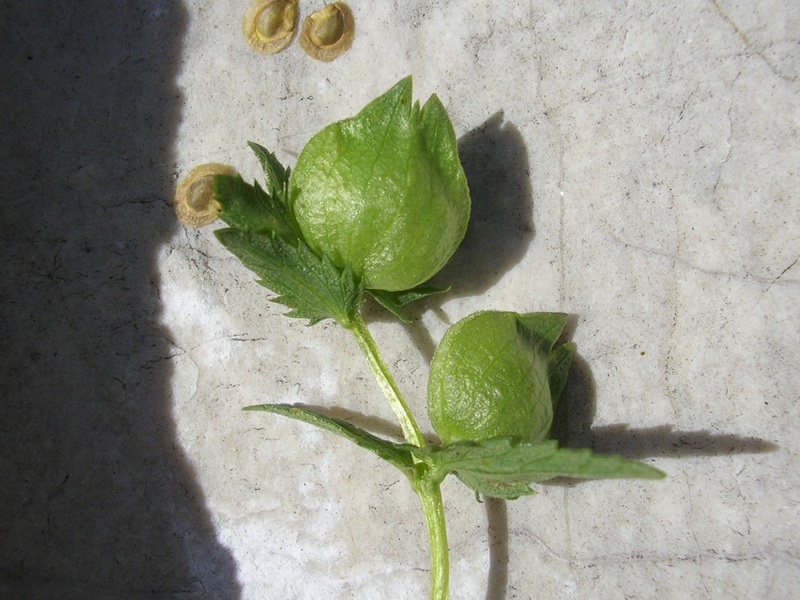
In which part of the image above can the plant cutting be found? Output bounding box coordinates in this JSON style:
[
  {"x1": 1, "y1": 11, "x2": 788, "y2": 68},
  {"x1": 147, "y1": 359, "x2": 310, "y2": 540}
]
[{"x1": 174, "y1": 77, "x2": 665, "y2": 599}]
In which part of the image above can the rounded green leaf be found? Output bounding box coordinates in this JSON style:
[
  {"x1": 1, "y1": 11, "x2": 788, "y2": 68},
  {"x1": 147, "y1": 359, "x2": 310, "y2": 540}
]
[
  {"x1": 427, "y1": 311, "x2": 554, "y2": 444},
  {"x1": 289, "y1": 77, "x2": 471, "y2": 291}
]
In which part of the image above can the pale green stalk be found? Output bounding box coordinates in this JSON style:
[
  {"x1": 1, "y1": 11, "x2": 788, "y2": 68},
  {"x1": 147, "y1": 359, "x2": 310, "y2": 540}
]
[
  {"x1": 415, "y1": 478, "x2": 449, "y2": 600},
  {"x1": 345, "y1": 312, "x2": 450, "y2": 600},
  {"x1": 346, "y1": 313, "x2": 425, "y2": 448}
]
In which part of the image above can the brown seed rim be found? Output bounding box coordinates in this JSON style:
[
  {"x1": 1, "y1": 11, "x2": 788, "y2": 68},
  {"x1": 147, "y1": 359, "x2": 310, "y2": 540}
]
[
  {"x1": 174, "y1": 163, "x2": 238, "y2": 227},
  {"x1": 242, "y1": 0, "x2": 299, "y2": 54},
  {"x1": 299, "y1": 2, "x2": 355, "y2": 62}
]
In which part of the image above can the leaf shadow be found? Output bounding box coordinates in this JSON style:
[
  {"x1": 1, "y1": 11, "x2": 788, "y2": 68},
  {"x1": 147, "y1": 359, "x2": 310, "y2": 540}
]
[
  {"x1": 484, "y1": 497, "x2": 509, "y2": 600},
  {"x1": 288, "y1": 404, "x2": 504, "y2": 600},
  {"x1": 483, "y1": 315, "x2": 777, "y2": 599},
  {"x1": 309, "y1": 109, "x2": 778, "y2": 597},
  {"x1": 548, "y1": 320, "x2": 778, "y2": 465},
  {"x1": 588, "y1": 425, "x2": 778, "y2": 458},
  {"x1": 293, "y1": 404, "x2": 408, "y2": 443},
  {"x1": 435, "y1": 111, "x2": 535, "y2": 299},
  {"x1": 283, "y1": 339, "x2": 777, "y2": 600}
]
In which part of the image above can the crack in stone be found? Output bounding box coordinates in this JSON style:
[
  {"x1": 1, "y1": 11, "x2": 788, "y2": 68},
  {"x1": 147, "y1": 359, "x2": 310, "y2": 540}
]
[
  {"x1": 684, "y1": 472, "x2": 712, "y2": 596},
  {"x1": 664, "y1": 252, "x2": 681, "y2": 419},
  {"x1": 517, "y1": 523, "x2": 780, "y2": 570},
  {"x1": 771, "y1": 254, "x2": 800, "y2": 284},
  {"x1": 517, "y1": 527, "x2": 572, "y2": 565},
  {"x1": 755, "y1": 253, "x2": 800, "y2": 306},
  {"x1": 711, "y1": 69, "x2": 739, "y2": 207},
  {"x1": 660, "y1": 88, "x2": 698, "y2": 146},
  {"x1": 569, "y1": 548, "x2": 774, "y2": 567},
  {"x1": 543, "y1": 58, "x2": 711, "y2": 116},
  {"x1": 710, "y1": 0, "x2": 799, "y2": 82},
  {"x1": 608, "y1": 230, "x2": 798, "y2": 286}
]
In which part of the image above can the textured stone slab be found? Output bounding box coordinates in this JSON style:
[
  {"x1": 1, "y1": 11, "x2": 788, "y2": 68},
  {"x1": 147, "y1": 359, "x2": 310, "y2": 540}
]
[{"x1": 3, "y1": 1, "x2": 798, "y2": 598}]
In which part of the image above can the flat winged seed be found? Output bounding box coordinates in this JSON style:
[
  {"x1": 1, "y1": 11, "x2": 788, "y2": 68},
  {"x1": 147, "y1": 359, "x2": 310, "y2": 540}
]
[
  {"x1": 174, "y1": 163, "x2": 238, "y2": 227},
  {"x1": 243, "y1": 0, "x2": 298, "y2": 54},
  {"x1": 299, "y1": 2, "x2": 355, "y2": 62}
]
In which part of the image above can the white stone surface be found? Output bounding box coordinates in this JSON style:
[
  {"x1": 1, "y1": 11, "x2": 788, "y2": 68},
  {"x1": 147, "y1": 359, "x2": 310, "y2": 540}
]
[{"x1": 3, "y1": 1, "x2": 798, "y2": 599}]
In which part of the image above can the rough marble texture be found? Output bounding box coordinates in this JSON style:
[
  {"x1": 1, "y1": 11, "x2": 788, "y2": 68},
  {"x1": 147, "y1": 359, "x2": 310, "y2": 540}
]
[{"x1": 2, "y1": 1, "x2": 798, "y2": 599}]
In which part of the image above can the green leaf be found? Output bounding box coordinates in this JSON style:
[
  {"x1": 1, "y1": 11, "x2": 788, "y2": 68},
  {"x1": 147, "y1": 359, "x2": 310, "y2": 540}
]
[
  {"x1": 419, "y1": 437, "x2": 665, "y2": 499},
  {"x1": 244, "y1": 403, "x2": 419, "y2": 479},
  {"x1": 513, "y1": 312, "x2": 575, "y2": 414},
  {"x1": 515, "y1": 312, "x2": 569, "y2": 355},
  {"x1": 548, "y1": 341, "x2": 575, "y2": 412},
  {"x1": 367, "y1": 286, "x2": 450, "y2": 323},
  {"x1": 214, "y1": 173, "x2": 299, "y2": 241},
  {"x1": 247, "y1": 141, "x2": 290, "y2": 200},
  {"x1": 452, "y1": 471, "x2": 536, "y2": 500},
  {"x1": 215, "y1": 228, "x2": 363, "y2": 326}
]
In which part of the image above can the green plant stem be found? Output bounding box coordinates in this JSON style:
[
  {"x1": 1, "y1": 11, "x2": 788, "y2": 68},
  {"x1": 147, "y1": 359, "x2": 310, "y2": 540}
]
[
  {"x1": 346, "y1": 312, "x2": 425, "y2": 448},
  {"x1": 416, "y1": 477, "x2": 450, "y2": 600},
  {"x1": 345, "y1": 312, "x2": 450, "y2": 600}
]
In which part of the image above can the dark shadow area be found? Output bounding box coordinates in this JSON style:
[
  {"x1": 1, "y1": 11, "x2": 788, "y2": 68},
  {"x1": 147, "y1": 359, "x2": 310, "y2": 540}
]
[
  {"x1": 549, "y1": 333, "x2": 777, "y2": 457},
  {"x1": 0, "y1": 2, "x2": 240, "y2": 597},
  {"x1": 441, "y1": 111, "x2": 535, "y2": 298},
  {"x1": 481, "y1": 321, "x2": 776, "y2": 596},
  {"x1": 547, "y1": 321, "x2": 777, "y2": 487},
  {"x1": 549, "y1": 348, "x2": 597, "y2": 449},
  {"x1": 293, "y1": 321, "x2": 776, "y2": 597},
  {"x1": 590, "y1": 425, "x2": 778, "y2": 457}
]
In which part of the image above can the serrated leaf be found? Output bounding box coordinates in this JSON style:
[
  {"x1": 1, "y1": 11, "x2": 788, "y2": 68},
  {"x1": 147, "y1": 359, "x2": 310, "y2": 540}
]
[
  {"x1": 244, "y1": 403, "x2": 418, "y2": 479},
  {"x1": 420, "y1": 438, "x2": 665, "y2": 498},
  {"x1": 247, "y1": 141, "x2": 290, "y2": 200},
  {"x1": 368, "y1": 286, "x2": 450, "y2": 322},
  {"x1": 214, "y1": 173, "x2": 299, "y2": 241},
  {"x1": 215, "y1": 228, "x2": 363, "y2": 326}
]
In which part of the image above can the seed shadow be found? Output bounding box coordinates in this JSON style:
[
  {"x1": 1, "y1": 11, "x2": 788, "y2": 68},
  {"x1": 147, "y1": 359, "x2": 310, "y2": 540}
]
[{"x1": 0, "y1": 2, "x2": 240, "y2": 597}]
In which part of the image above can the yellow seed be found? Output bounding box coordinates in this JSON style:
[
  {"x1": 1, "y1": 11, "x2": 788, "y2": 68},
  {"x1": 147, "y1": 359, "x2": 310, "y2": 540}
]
[
  {"x1": 174, "y1": 163, "x2": 237, "y2": 227},
  {"x1": 243, "y1": 0, "x2": 298, "y2": 54},
  {"x1": 299, "y1": 2, "x2": 355, "y2": 62}
]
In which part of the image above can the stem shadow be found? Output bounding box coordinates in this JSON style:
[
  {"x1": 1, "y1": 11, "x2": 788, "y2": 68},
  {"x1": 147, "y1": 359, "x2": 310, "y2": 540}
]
[{"x1": 484, "y1": 497, "x2": 509, "y2": 600}]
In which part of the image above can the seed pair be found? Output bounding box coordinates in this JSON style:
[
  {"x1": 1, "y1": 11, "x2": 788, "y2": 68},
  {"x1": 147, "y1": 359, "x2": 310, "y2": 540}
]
[{"x1": 243, "y1": 0, "x2": 354, "y2": 61}]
